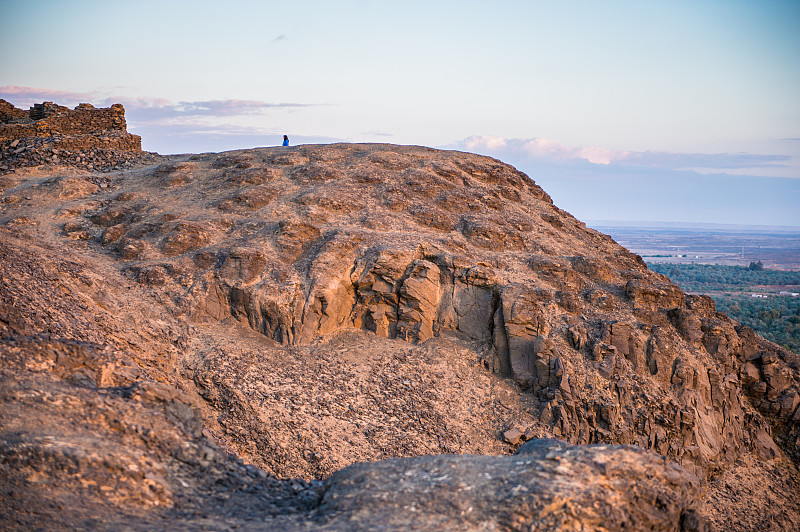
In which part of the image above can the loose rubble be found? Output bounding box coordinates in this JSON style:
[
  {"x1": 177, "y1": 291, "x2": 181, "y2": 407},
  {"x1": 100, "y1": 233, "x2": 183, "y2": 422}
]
[{"x1": 0, "y1": 99, "x2": 160, "y2": 175}]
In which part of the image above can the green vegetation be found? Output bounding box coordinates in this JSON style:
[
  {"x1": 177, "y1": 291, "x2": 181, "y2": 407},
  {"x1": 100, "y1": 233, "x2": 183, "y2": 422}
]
[
  {"x1": 647, "y1": 263, "x2": 800, "y2": 354},
  {"x1": 713, "y1": 296, "x2": 800, "y2": 353},
  {"x1": 647, "y1": 262, "x2": 800, "y2": 292}
]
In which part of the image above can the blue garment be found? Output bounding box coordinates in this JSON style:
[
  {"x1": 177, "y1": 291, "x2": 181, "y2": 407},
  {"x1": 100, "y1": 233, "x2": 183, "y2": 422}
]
[{"x1": 282, "y1": 137, "x2": 289, "y2": 146}]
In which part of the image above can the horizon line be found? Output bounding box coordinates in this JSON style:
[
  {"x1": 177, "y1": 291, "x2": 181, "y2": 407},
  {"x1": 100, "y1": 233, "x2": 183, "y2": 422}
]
[{"x1": 586, "y1": 219, "x2": 800, "y2": 232}]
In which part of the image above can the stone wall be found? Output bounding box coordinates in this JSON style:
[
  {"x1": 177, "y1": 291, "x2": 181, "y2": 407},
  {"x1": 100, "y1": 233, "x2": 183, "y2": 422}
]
[
  {"x1": 0, "y1": 100, "x2": 139, "y2": 146},
  {"x1": 0, "y1": 99, "x2": 146, "y2": 172},
  {"x1": 0, "y1": 100, "x2": 28, "y2": 123}
]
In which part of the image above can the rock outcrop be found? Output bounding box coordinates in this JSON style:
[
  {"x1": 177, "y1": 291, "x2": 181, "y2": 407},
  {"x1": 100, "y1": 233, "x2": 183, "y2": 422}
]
[
  {"x1": 310, "y1": 439, "x2": 707, "y2": 531},
  {"x1": 69, "y1": 143, "x2": 796, "y2": 477},
  {"x1": 1, "y1": 126, "x2": 799, "y2": 530}
]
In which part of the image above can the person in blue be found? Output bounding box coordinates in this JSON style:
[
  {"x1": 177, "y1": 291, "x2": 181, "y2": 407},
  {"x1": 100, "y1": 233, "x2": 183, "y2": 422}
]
[{"x1": 282, "y1": 135, "x2": 289, "y2": 146}]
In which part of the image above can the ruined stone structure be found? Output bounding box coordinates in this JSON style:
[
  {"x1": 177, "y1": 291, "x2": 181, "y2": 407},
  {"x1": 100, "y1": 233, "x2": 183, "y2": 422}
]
[
  {"x1": 0, "y1": 99, "x2": 28, "y2": 122},
  {"x1": 0, "y1": 99, "x2": 143, "y2": 171}
]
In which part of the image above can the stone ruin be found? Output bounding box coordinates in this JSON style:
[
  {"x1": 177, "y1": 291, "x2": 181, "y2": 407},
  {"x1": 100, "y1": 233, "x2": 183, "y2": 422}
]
[{"x1": 0, "y1": 99, "x2": 149, "y2": 173}]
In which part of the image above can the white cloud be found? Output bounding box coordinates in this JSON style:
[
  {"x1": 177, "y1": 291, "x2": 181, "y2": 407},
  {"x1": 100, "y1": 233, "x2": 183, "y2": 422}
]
[
  {"x1": 521, "y1": 138, "x2": 572, "y2": 160},
  {"x1": 456, "y1": 135, "x2": 791, "y2": 171},
  {"x1": 120, "y1": 99, "x2": 318, "y2": 128},
  {"x1": 0, "y1": 85, "x2": 97, "y2": 107},
  {"x1": 462, "y1": 135, "x2": 506, "y2": 151},
  {"x1": 462, "y1": 136, "x2": 626, "y2": 165}
]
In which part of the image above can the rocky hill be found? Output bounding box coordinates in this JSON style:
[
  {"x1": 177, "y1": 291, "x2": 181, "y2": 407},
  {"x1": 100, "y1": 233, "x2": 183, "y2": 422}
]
[{"x1": 1, "y1": 104, "x2": 799, "y2": 530}]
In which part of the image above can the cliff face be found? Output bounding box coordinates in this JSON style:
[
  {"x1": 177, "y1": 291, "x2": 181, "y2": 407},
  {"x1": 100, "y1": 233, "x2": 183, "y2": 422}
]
[{"x1": 1, "y1": 136, "x2": 799, "y2": 530}]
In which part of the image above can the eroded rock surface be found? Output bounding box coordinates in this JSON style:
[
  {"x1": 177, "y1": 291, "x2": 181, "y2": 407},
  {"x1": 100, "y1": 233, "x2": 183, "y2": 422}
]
[
  {"x1": 1, "y1": 139, "x2": 799, "y2": 530},
  {"x1": 310, "y1": 439, "x2": 707, "y2": 531}
]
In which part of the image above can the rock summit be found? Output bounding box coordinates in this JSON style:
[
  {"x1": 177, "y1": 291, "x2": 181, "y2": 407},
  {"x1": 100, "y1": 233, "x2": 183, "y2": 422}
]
[{"x1": 1, "y1": 103, "x2": 799, "y2": 530}]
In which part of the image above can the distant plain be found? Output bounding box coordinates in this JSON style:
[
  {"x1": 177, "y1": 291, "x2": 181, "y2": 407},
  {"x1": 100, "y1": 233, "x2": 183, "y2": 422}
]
[{"x1": 591, "y1": 222, "x2": 800, "y2": 271}]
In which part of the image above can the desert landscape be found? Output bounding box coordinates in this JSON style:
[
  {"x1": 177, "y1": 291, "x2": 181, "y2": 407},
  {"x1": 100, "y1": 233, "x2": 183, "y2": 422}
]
[
  {"x1": 1, "y1": 101, "x2": 799, "y2": 531},
  {"x1": 591, "y1": 223, "x2": 800, "y2": 271}
]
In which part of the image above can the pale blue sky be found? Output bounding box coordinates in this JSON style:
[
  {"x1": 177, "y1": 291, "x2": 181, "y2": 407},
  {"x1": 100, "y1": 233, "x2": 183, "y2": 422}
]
[{"x1": 1, "y1": 0, "x2": 798, "y2": 225}]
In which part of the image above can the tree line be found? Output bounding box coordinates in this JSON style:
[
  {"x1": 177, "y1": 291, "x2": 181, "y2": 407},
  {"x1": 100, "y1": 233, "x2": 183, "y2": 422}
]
[{"x1": 647, "y1": 263, "x2": 800, "y2": 354}]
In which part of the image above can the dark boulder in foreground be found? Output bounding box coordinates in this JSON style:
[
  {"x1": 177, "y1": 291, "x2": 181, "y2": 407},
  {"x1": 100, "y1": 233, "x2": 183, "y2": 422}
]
[{"x1": 308, "y1": 439, "x2": 707, "y2": 531}]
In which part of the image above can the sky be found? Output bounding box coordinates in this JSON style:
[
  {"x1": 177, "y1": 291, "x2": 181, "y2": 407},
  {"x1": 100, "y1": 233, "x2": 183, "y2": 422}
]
[{"x1": 1, "y1": 0, "x2": 798, "y2": 226}]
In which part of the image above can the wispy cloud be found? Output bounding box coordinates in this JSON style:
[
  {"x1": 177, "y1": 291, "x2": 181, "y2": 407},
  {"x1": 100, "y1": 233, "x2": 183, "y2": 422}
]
[
  {"x1": 0, "y1": 85, "x2": 97, "y2": 107},
  {"x1": 0, "y1": 86, "x2": 319, "y2": 125},
  {"x1": 120, "y1": 98, "x2": 317, "y2": 124},
  {"x1": 131, "y1": 121, "x2": 276, "y2": 138},
  {"x1": 271, "y1": 34, "x2": 287, "y2": 43},
  {"x1": 361, "y1": 130, "x2": 394, "y2": 137},
  {"x1": 456, "y1": 135, "x2": 792, "y2": 171}
]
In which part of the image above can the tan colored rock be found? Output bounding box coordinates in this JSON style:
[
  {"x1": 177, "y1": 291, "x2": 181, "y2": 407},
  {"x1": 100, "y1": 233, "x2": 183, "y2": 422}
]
[
  {"x1": 218, "y1": 185, "x2": 278, "y2": 211},
  {"x1": 397, "y1": 259, "x2": 441, "y2": 342},
  {"x1": 118, "y1": 238, "x2": 150, "y2": 260},
  {"x1": 503, "y1": 428, "x2": 523, "y2": 444},
  {"x1": 2, "y1": 136, "x2": 799, "y2": 530},
  {"x1": 211, "y1": 153, "x2": 251, "y2": 169},
  {"x1": 217, "y1": 247, "x2": 267, "y2": 285},
  {"x1": 626, "y1": 278, "x2": 685, "y2": 311},
  {"x1": 274, "y1": 219, "x2": 321, "y2": 259},
  {"x1": 223, "y1": 166, "x2": 277, "y2": 185},
  {"x1": 160, "y1": 221, "x2": 211, "y2": 256},
  {"x1": 154, "y1": 161, "x2": 195, "y2": 187},
  {"x1": 45, "y1": 175, "x2": 99, "y2": 199}
]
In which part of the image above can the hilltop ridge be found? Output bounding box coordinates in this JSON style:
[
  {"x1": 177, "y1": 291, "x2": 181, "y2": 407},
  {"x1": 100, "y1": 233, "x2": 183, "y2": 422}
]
[{"x1": 1, "y1": 102, "x2": 799, "y2": 530}]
